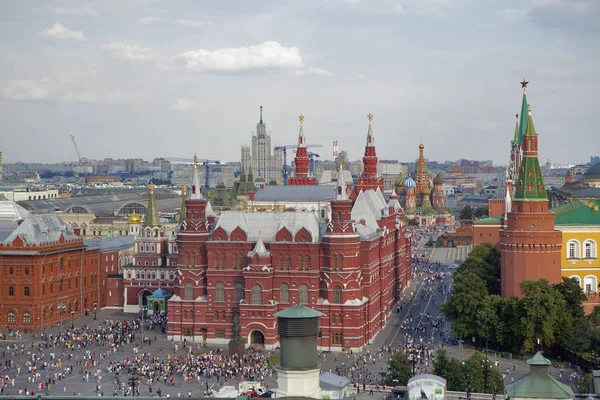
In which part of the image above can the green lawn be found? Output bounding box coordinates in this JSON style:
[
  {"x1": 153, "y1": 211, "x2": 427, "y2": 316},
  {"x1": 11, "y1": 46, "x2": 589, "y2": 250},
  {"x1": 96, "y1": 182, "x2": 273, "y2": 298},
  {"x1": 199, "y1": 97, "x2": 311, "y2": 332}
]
[{"x1": 267, "y1": 353, "x2": 280, "y2": 366}]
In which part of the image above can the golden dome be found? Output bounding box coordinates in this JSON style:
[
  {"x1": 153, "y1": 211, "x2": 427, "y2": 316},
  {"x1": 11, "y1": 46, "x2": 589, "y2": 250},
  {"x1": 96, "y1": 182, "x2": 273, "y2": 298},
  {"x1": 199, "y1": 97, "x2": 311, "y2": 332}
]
[
  {"x1": 422, "y1": 186, "x2": 431, "y2": 195},
  {"x1": 128, "y1": 212, "x2": 142, "y2": 224}
]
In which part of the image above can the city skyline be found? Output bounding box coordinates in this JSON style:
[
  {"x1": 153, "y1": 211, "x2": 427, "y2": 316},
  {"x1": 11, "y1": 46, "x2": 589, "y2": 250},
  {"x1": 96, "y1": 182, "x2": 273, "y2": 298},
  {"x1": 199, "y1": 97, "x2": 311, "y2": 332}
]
[{"x1": 0, "y1": 0, "x2": 598, "y2": 165}]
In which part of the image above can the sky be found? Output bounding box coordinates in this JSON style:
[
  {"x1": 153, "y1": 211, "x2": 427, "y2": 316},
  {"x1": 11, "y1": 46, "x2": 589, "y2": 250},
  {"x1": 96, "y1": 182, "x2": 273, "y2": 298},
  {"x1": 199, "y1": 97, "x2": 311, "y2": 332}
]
[{"x1": 0, "y1": 0, "x2": 598, "y2": 166}]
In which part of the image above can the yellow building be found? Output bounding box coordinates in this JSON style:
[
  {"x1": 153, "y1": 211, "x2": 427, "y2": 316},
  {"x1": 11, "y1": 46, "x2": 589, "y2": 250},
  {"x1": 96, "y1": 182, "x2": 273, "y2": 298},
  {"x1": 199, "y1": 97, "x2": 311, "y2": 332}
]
[{"x1": 553, "y1": 200, "x2": 600, "y2": 313}]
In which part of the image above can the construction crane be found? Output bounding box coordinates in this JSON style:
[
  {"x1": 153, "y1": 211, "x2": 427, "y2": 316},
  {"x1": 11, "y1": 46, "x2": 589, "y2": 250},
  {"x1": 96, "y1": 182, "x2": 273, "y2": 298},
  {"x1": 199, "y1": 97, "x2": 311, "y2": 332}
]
[
  {"x1": 307, "y1": 152, "x2": 320, "y2": 177},
  {"x1": 274, "y1": 144, "x2": 323, "y2": 185},
  {"x1": 165, "y1": 157, "x2": 220, "y2": 189},
  {"x1": 70, "y1": 135, "x2": 89, "y2": 184}
]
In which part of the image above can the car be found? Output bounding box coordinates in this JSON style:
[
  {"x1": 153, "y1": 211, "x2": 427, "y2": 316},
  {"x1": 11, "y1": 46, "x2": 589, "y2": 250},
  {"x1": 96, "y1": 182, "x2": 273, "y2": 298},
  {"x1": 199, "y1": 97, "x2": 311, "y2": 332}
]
[{"x1": 448, "y1": 264, "x2": 459, "y2": 269}]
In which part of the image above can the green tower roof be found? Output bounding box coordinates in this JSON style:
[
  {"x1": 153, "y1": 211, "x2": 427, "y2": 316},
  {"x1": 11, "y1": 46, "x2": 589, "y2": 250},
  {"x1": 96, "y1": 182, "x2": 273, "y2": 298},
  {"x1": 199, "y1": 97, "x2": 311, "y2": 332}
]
[
  {"x1": 394, "y1": 171, "x2": 405, "y2": 187},
  {"x1": 144, "y1": 183, "x2": 160, "y2": 226},
  {"x1": 513, "y1": 110, "x2": 547, "y2": 202},
  {"x1": 516, "y1": 89, "x2": 529, "y2": 146}
]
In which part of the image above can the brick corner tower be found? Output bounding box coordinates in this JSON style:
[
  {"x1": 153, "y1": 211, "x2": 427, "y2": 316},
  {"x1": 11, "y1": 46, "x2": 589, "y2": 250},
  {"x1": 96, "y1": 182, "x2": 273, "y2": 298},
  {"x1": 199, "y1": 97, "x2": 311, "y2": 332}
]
[
  {"x1": 288, "y1": 114, "x2": 316, "y2": 186},
  {"x1": 499, "y1": 83, "x2": 562, "y2": 298}
]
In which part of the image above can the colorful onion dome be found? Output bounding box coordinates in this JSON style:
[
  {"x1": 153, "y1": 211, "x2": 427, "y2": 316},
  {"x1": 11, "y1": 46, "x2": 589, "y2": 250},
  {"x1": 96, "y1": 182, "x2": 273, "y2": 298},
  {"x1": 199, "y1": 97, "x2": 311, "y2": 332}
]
[
  {"x1": 405, "y1": 176, "x2": 416, "y2": 189},
  {"x1": 433, "y1": 172, "x2": 443, "y2": 185},
  {"x1": 394, "y1": 172, "x2": 405, "y2": 188}
]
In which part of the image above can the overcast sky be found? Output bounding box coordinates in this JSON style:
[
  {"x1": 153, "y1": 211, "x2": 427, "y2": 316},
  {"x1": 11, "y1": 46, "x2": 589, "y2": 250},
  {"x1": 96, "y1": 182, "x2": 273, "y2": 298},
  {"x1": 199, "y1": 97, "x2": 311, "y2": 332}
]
[{"x1": 1, "y1": 0, "x2": 598, "y2": 166}]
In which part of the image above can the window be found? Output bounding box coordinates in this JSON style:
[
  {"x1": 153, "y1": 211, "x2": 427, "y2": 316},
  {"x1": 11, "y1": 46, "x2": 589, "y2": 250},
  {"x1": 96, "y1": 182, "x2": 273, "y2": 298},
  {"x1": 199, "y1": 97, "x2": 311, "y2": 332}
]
[
  {"x1": 8, "y1": 286, "x2": 14, "y2": 296},
  {"x1": 338, "y1": 255, "x2": 344, "y2": 270},
  {"x1": 298, "y1": 254, "x2": 303, "y2": 270},
  {"x1": 22, "y1": 312, "x2": 31, "y2": 324},
  {"x1": 279, "y1": 254, "x2": 284, "y2": 271},
  {"x1": 9, "y1": 267, "x2": 13, "y2": 275},
  {"x1": 222, "y1": 311, "x2": 226, "y2": 321},
  {"x1": 280, "y1": 284, "x2": 289, "y2": 304},
  {"x1": 7, "y1": 312, "x2": 16, "y2": 323},
  {"x1": 185, "y1": 283, "x2": 194, "y2": 300},
  {"x1": 286, "y1": 254, "x2": 291, "y2": 271},
  {"x1": 221, "y1": 252, "x2": 226, "y2": 269},
  {"x1": 42, "y1": 285, "x2": 45, "y2": 295},
  {"x1": 233, "y1": 253, "x2": 238, "y2": 270},
  {"x1": 252, "y1": 285, "x2": 262, "y2": 305},
  {"x1": 184, "y1": 310, "x2": 188, "y2": 320},
  {"x1": 584, "y1": 240, "x2": 597, "y2": 259},
  {"x1": 306, "y1": 254, "x2": 311, "y2": 270},
  {"x1": 216, "y1": 283, "x2": 225, "y2": 302},
  {"x1": 568, "y1": 240, "x2": 580, "y2": 259},
  {"x1": 183, "y1": 328, "x2": 193, "y2": 336},
  {"x1": 299, "y1": 284, "x2": 309, "y2": 305},
  {"x1": 59, "y1": 258, "x2": 64, "y2": 271},
  {"x1": 333, "y1": 285, "x2": 342, "y2": 304},
  {"x1": 332, "y1": 332, "x2": 343, "y2": 345},
  {"x1": 24, "y1": 267, "x2": 29, "y2": 275},
  {"x1": 215, "y1": 253, "x2": 220, "y2": 269},
  {"x1": 234, "y1": 283, "x2": 244, "y2": 303},
  {"x1": 24, "y1": 286, "x2": 30, "y2": 297}
]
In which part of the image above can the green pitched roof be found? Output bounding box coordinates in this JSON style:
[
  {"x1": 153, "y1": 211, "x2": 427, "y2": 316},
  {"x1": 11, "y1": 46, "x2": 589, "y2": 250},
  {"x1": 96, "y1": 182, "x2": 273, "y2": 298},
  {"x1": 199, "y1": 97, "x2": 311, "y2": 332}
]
[
  {"x1": 505, "y1": 373, "x2": 574, "y2": 399},
  {"x1": 513, "y1": 112, "x2": 547, "y2": 202},
  {"x1": 474, "y1": 216, "x2": 504, "y2": 225},
  {"x1": 527, "y1": 352, "x2": 552, "y2": 366},
  {"x1": 516, "y1": 91, "x2": 528, "y2": 146},
  {"x1": 553, "y1": 200, "x2": 600, "y2": 226},
  {"x1": 144, "y1": 184, "x2": 160, "y2": 227},
  {"x1": 274, "y1": 305, "x2": 323, "y2": 319}
]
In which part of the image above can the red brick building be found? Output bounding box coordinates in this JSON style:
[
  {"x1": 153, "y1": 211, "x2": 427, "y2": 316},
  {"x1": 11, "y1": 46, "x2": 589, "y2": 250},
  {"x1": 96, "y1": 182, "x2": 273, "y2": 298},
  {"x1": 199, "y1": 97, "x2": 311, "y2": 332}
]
[
  {"x1": 166, "y1": 121, "x2": 412, "y2": 351},
  {"x1": 0, "y1": 214, "x2": 100, "y2": 329},
  {"x1": 287, "y1": 115, "x2": 317, "y2": 187}
]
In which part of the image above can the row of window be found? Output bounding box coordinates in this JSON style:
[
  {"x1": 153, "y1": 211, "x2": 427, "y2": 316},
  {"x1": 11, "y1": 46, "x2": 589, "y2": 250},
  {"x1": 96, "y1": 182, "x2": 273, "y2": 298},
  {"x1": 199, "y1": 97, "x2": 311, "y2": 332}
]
[
  {"x1": 8, "y1": 275, "x2": 98, "y2": 297},
  {"x1": 214, "y1": 252, "x2": 248, "y2": 270},
  {"x1": 207, "y1": 283, "x2": 343, "y2": 305},
  {"x1": 6, "y1": 311, "x2": 31, "y2": 324},
  {"x1": 567, "y1": 239, "x2": 597, "y2": 259}
]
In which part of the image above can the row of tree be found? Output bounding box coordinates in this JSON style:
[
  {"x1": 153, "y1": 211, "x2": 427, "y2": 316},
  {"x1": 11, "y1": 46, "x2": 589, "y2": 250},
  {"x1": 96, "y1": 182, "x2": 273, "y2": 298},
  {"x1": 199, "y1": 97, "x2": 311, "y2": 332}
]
[{"x1": 442, "y1": 243, "x2": 600, "y2": 362}]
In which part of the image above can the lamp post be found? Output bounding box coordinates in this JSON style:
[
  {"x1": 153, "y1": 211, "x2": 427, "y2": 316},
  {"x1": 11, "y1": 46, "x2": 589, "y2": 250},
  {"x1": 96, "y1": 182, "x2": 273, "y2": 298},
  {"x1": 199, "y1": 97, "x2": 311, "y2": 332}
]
[
  {"x1": 93, "y1": 302, "x2": 97, "y2": 320},
  {"x1": 140, "y1": 305, "x2": 147, "y2": 348},
  {"x1": 363, "y1": 360, "x2": 367, "y2": 392},
  {"x1": 58, "y1": 303, "x2": 66, "y2": 334},
  {"x1": 71, "y1": 310, "x2": 75, "y2": 329}
]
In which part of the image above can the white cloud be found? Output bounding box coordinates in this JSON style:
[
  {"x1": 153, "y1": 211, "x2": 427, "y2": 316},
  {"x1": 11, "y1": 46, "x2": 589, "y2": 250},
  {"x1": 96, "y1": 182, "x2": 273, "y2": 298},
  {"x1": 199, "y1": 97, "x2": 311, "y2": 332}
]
[
  {"x1": 344, "y1": 0, "x2": 361, "y2": 5},
  {"x1": 1, "y1": 79, "x2": 49, "y2": 101},
  {"x1": 171, "y1": 98, "x2": 196, "y2": 111},
  {"x1": 307, "y1": 67, "x2": 333, "y2": 76},
  {"x1": 394, "y1": 4, "x2": 405, "y2": 14},
  {"x1": 61, "y1": 91, "x2": 131, "y2": 105},
  {"x1": 498, "y1": 8, "x2": 526, "y2": 22},
  {"x1": 471, "y1": 120, "x2": 496, "y2": 131},
  {"x1": 174, "y1": 19, "x2": 211, "y2": 28},
  {"x1": 174, "y1": 41, "x2": 304, "y2": 73},
  {"x1": 39, "y1": 23, "x2": 86, "y2": 41},
  {"x1": 138, "y1": 16, "x2": 164, "y2": 24},
  {"x1": 53, "y1": 7, "x2": 98, "y2": 17},
  {"x1": 103, "y1": 43, "x2": 155, "y2": 61}
]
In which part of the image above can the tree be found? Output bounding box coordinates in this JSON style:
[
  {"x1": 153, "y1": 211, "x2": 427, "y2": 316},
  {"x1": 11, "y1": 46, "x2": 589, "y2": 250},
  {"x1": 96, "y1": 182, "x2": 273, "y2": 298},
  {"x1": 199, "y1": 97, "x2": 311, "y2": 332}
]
[
  {"x1": 476, "y1": 295, "x2": 502, "y2": 346},
  {"x1": 498, "y1": 296, "x2": 525, "y2": 353},
  {"x1": 520, "y1": 279, "x2": 570, "y2": 352},
  {"x1": 555, "y1": 277, "x2": 587, "y2": 319},
  {"x1": 590, "y1": 305, "x2": 600, "y2": 326},
  {"x1": 385, "y1": 351, "x2": 411, "y2": 386},
  {"x1": 434, "y1": 349, "x2": 465, "y2": 391},
  {"x1": 442, "y1": 271, "x2": 488, "y2": 339},
  {"x1": 459, "y1": 243, "x2": 501, "y2": 295},
  {"x1": 460, "y1": 205, "x2": 473, "y2": 220},
  {"x1": 474, "y1": 207, "x2": 488, "y2": 218}
]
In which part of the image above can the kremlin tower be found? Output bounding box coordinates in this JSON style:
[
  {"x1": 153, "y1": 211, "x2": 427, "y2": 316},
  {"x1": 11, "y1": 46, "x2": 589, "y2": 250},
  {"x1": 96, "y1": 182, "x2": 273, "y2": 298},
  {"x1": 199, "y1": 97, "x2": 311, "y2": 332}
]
[
  {"x1": 288, "y1": 115, "x2": 317, "y2": 186},
  {"x1": 353, "y1": 113, "x2": 384, "y2": 196},
  {"x1": 499, "y1": 84, "x2": 562, "y2": 298}
]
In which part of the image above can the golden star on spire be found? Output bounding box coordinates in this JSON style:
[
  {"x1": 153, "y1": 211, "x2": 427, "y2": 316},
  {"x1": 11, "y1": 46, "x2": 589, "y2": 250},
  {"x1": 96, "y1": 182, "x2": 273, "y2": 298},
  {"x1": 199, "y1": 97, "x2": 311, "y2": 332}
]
[
  {"x1": 299, "y1": 114, "x2": 305, "y2": 125},
  {"x1": 193, "y1": 154, "x2": 198, "y2": 169},
  {"x1": 367, "y1": 113, "x2": 373, "y2": 123}
]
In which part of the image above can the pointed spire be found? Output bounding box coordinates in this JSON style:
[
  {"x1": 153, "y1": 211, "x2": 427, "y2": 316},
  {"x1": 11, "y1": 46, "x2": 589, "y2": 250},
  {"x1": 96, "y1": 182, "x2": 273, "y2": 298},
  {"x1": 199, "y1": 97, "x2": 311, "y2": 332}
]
[
  {"x1": 178, "y1": 185, "x2": 188, "y2": 222},
  {"x1": 512, "y1": 113, "x2": 519, "y2": 144},
  {"x1": 190, "y1": 154, "x2": 204, "y2": 200},
  {"x1": 259, "y1": 105, "x2": 263, "y2": 124},
  {"x1": 144, "y1": 182, "x2": 160, "y2": 226},
  {"x1": 253, "y1": 230, "x2": 269, "y2": 256},
  {"x1": 366, "y1": 113, "x2": 375, "y2": 147},
  {"x1": 298, "y1": 114, "x2": 306, "y2": 147},
  {"x1": 336, "y1": 154, "x2": 348, "y2": 201},
  {"x1": 524, "y1": 104, "x2": 536, "y2": 136}
]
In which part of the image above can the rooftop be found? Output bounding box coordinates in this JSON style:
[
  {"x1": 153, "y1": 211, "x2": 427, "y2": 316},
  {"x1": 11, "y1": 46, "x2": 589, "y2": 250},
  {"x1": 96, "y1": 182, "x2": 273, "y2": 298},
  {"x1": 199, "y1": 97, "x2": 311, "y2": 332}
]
[
  {"x1": 274, "y1": 305, "x2": 323, "y2": 319},
  {"x1": 253, "y1": 185, "x2": 336, "y2": 202},
  {"x1": 552, "y1": 200, "x2": 600, "y2": 226}
]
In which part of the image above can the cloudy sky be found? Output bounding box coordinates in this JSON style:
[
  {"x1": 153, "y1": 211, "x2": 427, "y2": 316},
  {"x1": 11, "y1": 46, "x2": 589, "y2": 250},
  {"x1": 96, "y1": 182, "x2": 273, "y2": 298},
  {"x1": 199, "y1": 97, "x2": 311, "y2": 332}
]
[{"x1": 1, "y1": 0, "x2": 598, "y2": 166}]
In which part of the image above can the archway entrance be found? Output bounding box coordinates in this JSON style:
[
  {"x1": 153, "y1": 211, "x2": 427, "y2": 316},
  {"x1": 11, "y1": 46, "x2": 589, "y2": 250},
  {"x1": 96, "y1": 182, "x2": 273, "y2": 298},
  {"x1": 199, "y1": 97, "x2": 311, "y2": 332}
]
[
  {"x1": 250, "y1": 330, "x2": 265, "y2": 346},
  {"x1": 138, "y1": 289, "x2": 152, "y2": 315}
]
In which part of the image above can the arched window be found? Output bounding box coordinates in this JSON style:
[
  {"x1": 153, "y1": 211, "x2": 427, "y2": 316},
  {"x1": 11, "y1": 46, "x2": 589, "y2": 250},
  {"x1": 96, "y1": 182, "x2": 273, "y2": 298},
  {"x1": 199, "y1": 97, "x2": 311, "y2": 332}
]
[
  {"x1": 567, "y1": 240, "x2": 580, "y2": 259},
  {"x1": 216, "y1": 283, "x2": 225, "y2": 302},
  {"x1": 338, "y1": 255, "x2": 344, "y2": 270},
  {"x1": 7, "y1": 312, "x2": 16, "y2": 323},
  {"x1": 333, "y1": 285, "x2": 342, "y2": 304},
  {"x1": 234, "y1": 283, "x2": 244, "y2": 303},
  {"x1": 185, "y1": 283, "x2": 194, "y2": 300},
  {"x1": 299, "y1": 284, "x2": 309, "y2": 305},
  {"x1": 279, "y1": 254, "x2": 284, "y2": 271},
  {"x1": 233, "y1": 253, "x2": 239, "y2": 270},
  {"x1": 305, "y1": 254, "x2": 311, "y2": 270},
  {"x1": 184, "y1": 310, "x2": 188, "y2": 320},
  {"x1": 9, "y1": 267, "x2": 13, "y2": 275},
  {"x1": 221, "y1": 253, "x2": 226, "y2": 269},
  {"x1": 286, "y1": 254, "x2": 291, "y2": 271},
  {"x1": 280, "y1": 284, "x2": 289, "y2": 304},
  {"x1": 298, "y1": 254, "x2": 303, "y2": 271},
  {"x1": 584, "y1": 240, "x2": 597, "y2": 259},
  {"x1": 215, "y1": 253, "x2": 220, "y2": 269},
  {"x1": 222, "y1": 311, "x2": 226, "y2": 320},
  {"x1": 59, "y1": 258, "x2": 64, "y2": 271},
  {"x1": 24, "y1": 286, "x2": 30, "y2": 296},
  {"x1": 8, "y1": 286, "x2": 14, "y2": 296},
  {"x1": 24, "y1": 267, "x2": 29, "y2": 275},
  {"x1": 252, "y1": 285, "x2": 262, "y2": 305}
]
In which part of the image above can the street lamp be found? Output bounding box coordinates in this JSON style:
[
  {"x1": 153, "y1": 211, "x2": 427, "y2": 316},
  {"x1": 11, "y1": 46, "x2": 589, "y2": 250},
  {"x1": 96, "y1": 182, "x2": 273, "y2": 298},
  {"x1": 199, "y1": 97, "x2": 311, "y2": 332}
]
[
  {"x1": 71, "y1": 310, "x2": 75, "y2": 329},
  {"x1": 58, "y1": 303, "x2": 66, "y2": 334},
  {"x1": 93, "y1": 302, "x2": 97, "y2": 320},
  {"x1": 140, "y1": 305, "x2": 147, "y2": 348}
]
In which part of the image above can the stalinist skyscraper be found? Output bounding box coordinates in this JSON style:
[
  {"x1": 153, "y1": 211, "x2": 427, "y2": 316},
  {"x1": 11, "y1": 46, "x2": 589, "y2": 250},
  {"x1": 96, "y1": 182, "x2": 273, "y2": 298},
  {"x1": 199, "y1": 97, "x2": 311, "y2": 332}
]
[{"x1": 241, "y1": 106, "x2": 283, "y2": 184}]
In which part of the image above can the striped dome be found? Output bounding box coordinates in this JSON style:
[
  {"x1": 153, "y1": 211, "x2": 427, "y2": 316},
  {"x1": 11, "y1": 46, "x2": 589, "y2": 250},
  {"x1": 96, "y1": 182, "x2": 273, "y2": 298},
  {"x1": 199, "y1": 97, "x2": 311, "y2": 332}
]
[{"x1": 405, "y1": 176, "x2": 416, "y2": 189}]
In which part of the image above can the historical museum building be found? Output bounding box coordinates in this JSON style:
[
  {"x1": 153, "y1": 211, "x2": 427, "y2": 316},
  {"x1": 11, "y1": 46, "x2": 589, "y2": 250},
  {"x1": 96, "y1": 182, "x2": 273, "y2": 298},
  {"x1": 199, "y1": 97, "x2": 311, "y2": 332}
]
[
  {"x1": 241, "y1": 106, "x2": 284, "y2": 185},
  {"x1": 0, "y1": 213, "x2": 100, "y2": 329},
  {"x1": 162, "y1": 116, "x2": 412, "y2": 350},
  {"x1": 499, "y1": 83, "x2": 562, "y2": 298}
]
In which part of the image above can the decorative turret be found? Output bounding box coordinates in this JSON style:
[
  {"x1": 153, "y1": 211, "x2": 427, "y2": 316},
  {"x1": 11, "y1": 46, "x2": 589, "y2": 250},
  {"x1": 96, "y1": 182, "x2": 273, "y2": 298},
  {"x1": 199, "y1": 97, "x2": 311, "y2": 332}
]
[
  {"x1": 415, "y1": 140, "x2": 430, "y2": 194},
  {"x1": 336, "y1": 155, "x2": 348, "y2": 201},
  {"x1": 288, "y1": 114, "x2": 316, "y2": 186},
  {"x1": 394, "y1": 171, "x2": 405, "y2": 195},
  {"x1": 144, "y1": 182, "x2": 160, "y2": 227},
  {"x1": 404, "y1": 176, "x2": 417, "y2": 212},
  {"x1": 190, "y1": 155, "x2": 205, "y2": 201},
  {"x1": 564, "y1": 168, "x2": 574, "y2": 184},
  {"x1": 354, "y1": 113, "x2": 384, "y2": 195},
  {"x1": 177, "y1": 185, "x2": 187, "y2": 223},
  {"x1": 256, "y1": 105, "x2": 267, "y2": 138},
  {"x1": 432, "y1": 173, "x2": 445, "y2": 211}
]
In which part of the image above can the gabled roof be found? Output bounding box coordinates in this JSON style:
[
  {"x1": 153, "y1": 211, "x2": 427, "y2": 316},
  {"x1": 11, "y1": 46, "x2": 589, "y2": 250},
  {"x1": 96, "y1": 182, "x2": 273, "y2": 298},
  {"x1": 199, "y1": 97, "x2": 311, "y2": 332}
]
[
  {"x1": 213, "y1": 210, "x2": 321, "y2": 243},
  {"x1": 3, "y1": 213, "x2": 80, "y2": 246},
  {"x1": 351, "y1": 189, "x2": 387, "y2": 234}
]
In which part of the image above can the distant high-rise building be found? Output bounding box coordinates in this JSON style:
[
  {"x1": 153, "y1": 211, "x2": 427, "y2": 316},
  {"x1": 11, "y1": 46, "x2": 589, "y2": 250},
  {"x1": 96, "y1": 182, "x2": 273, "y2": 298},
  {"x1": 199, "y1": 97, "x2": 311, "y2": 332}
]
[{"x1": 241, "y1": 107, "x2": 283, "y2": 184}]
